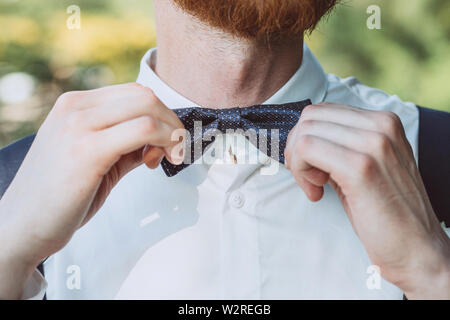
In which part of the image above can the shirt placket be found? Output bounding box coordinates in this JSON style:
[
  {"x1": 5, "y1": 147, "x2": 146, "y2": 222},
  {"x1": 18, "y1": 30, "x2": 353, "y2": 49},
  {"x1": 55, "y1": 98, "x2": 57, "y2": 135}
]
[{"x1": 214, "y1": 134, "x2": 262, "y2": 299}]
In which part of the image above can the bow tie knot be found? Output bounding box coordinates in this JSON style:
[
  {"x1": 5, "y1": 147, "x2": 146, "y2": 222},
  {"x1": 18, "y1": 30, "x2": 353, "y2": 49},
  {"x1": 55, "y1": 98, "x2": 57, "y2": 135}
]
[
  {"x1": 161, "y1": 99, "x2": 312, "y2": 177},
  {"x1": 217, "y1": 108, "x2": 242, "y2": 131}
]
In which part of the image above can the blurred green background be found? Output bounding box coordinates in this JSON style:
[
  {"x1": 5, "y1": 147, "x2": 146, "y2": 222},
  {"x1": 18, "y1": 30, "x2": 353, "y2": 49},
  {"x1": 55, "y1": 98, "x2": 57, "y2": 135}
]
[{"x1": 0, "y1": 0, "x2": 449, "y2": 147}]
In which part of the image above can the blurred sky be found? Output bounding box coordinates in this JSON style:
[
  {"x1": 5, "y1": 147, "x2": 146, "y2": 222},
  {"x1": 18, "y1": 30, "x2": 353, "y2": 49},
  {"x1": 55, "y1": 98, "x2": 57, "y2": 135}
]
[{"x1": 0, "y1": 0, "x2": 449, "y2": 146}]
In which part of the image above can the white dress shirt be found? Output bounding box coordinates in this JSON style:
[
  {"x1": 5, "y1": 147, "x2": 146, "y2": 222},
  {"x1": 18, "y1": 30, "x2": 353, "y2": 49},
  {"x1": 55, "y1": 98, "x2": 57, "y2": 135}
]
[{"x1": 23, "y1": 43, "x2": 449, "y2": 300}]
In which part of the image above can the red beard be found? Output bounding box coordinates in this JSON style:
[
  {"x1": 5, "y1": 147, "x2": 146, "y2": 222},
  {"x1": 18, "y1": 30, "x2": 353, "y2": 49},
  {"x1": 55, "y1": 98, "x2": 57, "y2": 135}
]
[{"x1": 172, "y1": 0, "x2": 339, "y2": 39}]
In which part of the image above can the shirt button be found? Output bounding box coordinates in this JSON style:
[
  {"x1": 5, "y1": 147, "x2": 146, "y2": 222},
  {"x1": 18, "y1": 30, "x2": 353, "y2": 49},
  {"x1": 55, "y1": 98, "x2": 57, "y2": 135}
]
[{"x1": 229, "y1": 191, "x2": 245, "y2": 209}]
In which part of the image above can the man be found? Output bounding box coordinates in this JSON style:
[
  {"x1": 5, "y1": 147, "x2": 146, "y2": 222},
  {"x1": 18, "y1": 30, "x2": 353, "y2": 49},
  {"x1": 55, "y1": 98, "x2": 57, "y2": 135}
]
[{"x1": 0, "y1": 0, "x2": 449, "y2": 299}]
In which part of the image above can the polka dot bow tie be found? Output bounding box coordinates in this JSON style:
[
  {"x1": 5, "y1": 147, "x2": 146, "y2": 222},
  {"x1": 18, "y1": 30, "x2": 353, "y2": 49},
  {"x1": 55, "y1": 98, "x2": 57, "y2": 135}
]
[{"x1": 161, "y1": 99, "x2": 312, "y2": 177}]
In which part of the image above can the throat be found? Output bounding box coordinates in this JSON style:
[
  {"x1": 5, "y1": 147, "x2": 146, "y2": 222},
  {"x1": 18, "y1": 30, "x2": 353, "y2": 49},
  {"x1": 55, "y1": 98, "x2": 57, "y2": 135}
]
[
  {"x1": 152, "y1": 0, "x2": 303, "y2": 109},
  {"x1": 153, "y1": 39, "x2": 303, "y2": 109}
]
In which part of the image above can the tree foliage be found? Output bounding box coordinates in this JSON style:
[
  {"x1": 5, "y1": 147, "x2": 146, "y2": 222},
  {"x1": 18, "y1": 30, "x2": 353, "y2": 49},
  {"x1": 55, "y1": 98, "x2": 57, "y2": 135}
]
[{"x1": 0, "y1": 0, "x2": 448, "y2": 146}]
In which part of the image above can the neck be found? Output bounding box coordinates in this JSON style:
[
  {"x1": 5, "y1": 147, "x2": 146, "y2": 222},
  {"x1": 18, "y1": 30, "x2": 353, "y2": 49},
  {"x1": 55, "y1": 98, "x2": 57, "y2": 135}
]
[{"x1": 152, "y1": 0, "x2": 303, "y2": 109}]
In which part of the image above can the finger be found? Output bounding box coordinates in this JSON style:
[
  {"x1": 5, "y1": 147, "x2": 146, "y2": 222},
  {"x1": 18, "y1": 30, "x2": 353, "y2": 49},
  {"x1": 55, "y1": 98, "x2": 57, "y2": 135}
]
[
  {"x1": 300, "y1": 103, "x2": 374, "y2": 131},
  {"x1": 290, "y1": 134, "x2": 373, "y2": 191},
  {"x1": 127, "y1": 84, "x2": 184, "y2": 130},
  {"x1": 293, "y1": 174, "x2": 324, "y2": 202},
  {"x1": 285, "y1": 124, "x2": 330, "y2": 188},
  {"x1": 299, "y1": 120, "x2": 396, "y2": 159},
  {"x1": 284, "y1": 122, "x2": 301, "y2": 170},
  {"x1": 300, "y1": 104, "x2": 413, "y2": 161},
  {"x1": 95, "y1": 116, "x2": 183, "y2": 164},
  {"x1": 57, "y1": 83, "x2": 146, "y2": 110},
  {"x1": 116, "y1": 148, "x2": 145, "y2": 178},
  {"x1": 58, "y1": 83, "x2": 184, "y2": 132},
  {"x1": 80, "y1": 89, "x2": 183, "y2": 131},
  {"x1": 300, "y1": 103, "x2": 401, "y2": 138},
  {"x1": 143, "y1": 146, "x2": 165, "y2": 169},
  {"x1": 297, "y1": 119, "x2": 418, "y2": 182},
  {"x1": 302, "y1": 167, "x2": 330, "y2": 187},
  {"x1": 286, "y1": 130, "x2": 328, "y2": 201}
]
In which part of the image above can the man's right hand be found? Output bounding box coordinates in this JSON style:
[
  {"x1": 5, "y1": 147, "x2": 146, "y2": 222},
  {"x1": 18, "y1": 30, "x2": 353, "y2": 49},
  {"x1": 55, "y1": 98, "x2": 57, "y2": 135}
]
[{"x1": 0, "y1": 83, "x2": 184, "y2": 299}]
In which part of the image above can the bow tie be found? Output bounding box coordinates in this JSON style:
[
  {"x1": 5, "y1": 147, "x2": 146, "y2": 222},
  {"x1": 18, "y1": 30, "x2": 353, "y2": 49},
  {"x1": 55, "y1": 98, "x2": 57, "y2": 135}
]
[{"x1": 161, "y1": 99, "x2": 312, "y2": 177}]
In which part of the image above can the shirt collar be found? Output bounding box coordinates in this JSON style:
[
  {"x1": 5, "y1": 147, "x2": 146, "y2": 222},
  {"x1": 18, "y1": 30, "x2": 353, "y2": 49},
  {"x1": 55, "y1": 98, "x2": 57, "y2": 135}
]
[{"x1": 136, "y1": 43, "x2": 328, "y2": 108}]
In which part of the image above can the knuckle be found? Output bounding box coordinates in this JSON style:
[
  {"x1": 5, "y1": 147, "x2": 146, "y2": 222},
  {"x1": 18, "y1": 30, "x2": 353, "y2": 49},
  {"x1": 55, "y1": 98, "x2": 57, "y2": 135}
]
[
  {"x1": 123, "y1": 82, "x2": 144, "y2": 91},
  {"x1": 141, "y1": 88, "x2": 158, "y2": 106},
  {"x1": 147, "y1": 89, "x2": 158, "y2": 102},
  {"x1": 299, "y1": 119, "x2": 316, "y2": 132},
  {"x1": 376, "y1": 111, "x2": 402, "y2": 135},
  {"x1": 302, "y1": 104, "x2": 319, "y2": 116},
  {"x1": 354, "y1": 154, "x2": 377, "y2": 179},
  {"x1": 128, "y1": 82, "x2": 143, "y2": 88},
  {"x1": 296, "y1": 134, "x2": 315, "y2": 153},
  {"x1": 138, "y1": 116, "x2": 158, "y2": 135},
  {"x1": 370, "y1": 133, "x2": 391, "y2": 156},
  {"x1": 127, "y1": 82, "x2": 154, "y2": 97},
  {"x1": 384, "y1": 111, "x2": 401, "y2": 123},
  {"x1": 55, "y1": 91, "x2": 80, "y2": 111}
]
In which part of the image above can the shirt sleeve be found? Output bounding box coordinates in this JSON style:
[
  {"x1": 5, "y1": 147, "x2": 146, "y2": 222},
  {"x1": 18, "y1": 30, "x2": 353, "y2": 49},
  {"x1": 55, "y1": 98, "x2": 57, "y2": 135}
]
[{"x1": 21, "y1": 268, "x2": 47, "y2": 300}]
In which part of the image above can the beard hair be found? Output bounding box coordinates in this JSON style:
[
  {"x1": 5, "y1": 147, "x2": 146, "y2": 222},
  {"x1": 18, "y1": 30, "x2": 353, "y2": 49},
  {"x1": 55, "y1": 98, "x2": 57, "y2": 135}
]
[{"x1": 171, "y1": 0, "x2": 339, "y2": 40}]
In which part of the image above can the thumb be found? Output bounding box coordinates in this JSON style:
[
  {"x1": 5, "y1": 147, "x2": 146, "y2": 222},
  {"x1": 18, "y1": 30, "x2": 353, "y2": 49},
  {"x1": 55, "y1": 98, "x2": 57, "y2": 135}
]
[
  {"x1": 116, "y1": 148, "x2": 145, "y2": 178},
  {"x1": 143, "y1": 145, "x2": 165, "y2": 169}
]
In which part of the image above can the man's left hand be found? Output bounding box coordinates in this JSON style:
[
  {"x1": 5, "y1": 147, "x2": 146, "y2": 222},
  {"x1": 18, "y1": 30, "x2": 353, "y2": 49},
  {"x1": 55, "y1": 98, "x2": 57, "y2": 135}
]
[{"x1": 284, "y1": 102, "x2": 450, "y2": 299}]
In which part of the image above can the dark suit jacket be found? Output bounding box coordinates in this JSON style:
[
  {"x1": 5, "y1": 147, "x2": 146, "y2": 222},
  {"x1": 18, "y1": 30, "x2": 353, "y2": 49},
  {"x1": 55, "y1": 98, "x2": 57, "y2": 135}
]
[{"x1": 0, "y1": 106, "x2": 449, "y2": 298}]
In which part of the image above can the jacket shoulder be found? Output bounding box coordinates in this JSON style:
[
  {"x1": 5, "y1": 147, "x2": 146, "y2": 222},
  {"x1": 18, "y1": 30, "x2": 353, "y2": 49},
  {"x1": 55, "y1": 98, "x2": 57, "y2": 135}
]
[
  {"x1": 0, "y1": 134, "x2": 36, "y2": 198},
  {"x1": 417, "y1": 106, "x2": 450, "y2": 226}
]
